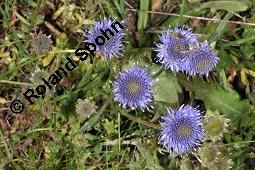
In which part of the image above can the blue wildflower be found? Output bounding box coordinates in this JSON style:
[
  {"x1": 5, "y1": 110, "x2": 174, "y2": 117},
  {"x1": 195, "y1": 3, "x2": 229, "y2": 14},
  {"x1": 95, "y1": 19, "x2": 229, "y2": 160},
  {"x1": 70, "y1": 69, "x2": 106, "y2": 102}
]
[
  {"x1": 155, "y1": 28, "x2": 198, "y2": 72},
  {"x1": 183, "y1": 42, "x2": 220, "y2": 76},
  {"x1": 113, "y1": 66, "x2": 154, "y2": 110},
  {"x1": 158, "y1": 105, "x2": 204, "y2": 157},
  {"x1": 84, "y1": 18, "x2": 125, "y2": 59}
]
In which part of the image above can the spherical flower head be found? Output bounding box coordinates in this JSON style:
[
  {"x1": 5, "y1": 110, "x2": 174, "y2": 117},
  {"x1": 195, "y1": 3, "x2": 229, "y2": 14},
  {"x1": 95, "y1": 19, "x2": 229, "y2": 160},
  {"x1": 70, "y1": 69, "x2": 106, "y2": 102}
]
[
  {"x1": 113, "y1": 66, "x2": 154, "y2": 110},
  {"x1": 209, "y1": 146, "x2": 233, "y2": 170},
  {"x1": 75, "y1": 98, "x2": 97, "y2": 118},
  {"x1": 158, "y1": 105, "x2": 204, "y2": 157},
  {"x1": 84, "y1": 18, "x2": 125, "y2": 59},
  {"x1": 209, "y1": 157, "x2": 233, "y2": 170},
  {"x1": 199, "y1": 143, "x2": 220, "y2": 168},
  {"x1": 198, "y1": 142, "x2": 233, "y2": 170},
  {"x1": 183, "y1": 42, "x2": 220, "y2": 76},
  {"x1": 31, "y1": 69, "x2": 56, "y2": 96},
  {"x1": 30, "y1": 32, "x2": 52, "y2": 54},
  {"x1": 155, "y1": 28, "x2": 198, "y2": 72},
  {"x1": 203, "y1": 110, "x2": 230, "y2": 141}
]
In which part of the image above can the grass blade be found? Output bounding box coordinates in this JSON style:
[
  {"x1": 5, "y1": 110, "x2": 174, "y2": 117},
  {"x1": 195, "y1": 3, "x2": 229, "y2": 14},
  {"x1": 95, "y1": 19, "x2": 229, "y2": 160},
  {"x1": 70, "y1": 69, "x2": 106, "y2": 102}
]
[{"x1": 137, "y1": 0, "x2": 150, "y2": 31}]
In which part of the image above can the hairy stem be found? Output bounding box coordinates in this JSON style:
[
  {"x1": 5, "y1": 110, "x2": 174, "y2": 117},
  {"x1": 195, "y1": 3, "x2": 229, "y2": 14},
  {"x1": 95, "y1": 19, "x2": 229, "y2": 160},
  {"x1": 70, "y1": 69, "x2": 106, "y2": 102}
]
[{"x1": 119, "y1": 109, "x2": 161, "y2": 130}]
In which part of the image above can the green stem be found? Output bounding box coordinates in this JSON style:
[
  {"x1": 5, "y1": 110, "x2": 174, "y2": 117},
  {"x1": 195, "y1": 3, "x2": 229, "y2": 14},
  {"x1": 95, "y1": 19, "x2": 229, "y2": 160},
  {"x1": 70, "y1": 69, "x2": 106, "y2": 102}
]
[
  {"x1": 18, "y1": 55, "x2": 43, "y2": 68},
  {"x1": 223, "y1": 140, "x2": 255, "y2": 146},
  {"x1": 177, "y1": 0, "x2": 186, "y2": 27},
  {"x1": 152, "y1": 67, "x2": 164, "y2": 79},
  {"x1": 26, "y1": 128, "x2": 54, "y2": 135},
  {"x1": 0, "y1": 80, "x2": 33, "y2": 86},
  {"x1": 49, "y1": 49, "x2": 76, "y2": 54},
  {"x1": 118, "y1": 109, "x2": 161, "y2": 130}
]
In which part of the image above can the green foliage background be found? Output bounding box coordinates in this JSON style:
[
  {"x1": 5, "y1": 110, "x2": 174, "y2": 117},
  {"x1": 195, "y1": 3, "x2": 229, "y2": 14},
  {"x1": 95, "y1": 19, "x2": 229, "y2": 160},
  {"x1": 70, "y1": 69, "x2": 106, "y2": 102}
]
[{"x1": 0, "y1": 0, "x2": 255, "y2": 169}]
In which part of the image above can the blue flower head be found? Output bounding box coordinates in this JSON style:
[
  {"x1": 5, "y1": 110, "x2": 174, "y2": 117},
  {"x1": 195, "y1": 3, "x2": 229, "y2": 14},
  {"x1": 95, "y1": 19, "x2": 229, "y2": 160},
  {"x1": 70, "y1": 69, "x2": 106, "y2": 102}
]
[
  {"x1": 183, "y1": 42, "x2": 220, "y2": 76},
  {"x1": 113, "y1": 66, "x2": 154, "y2": 110},
  {"x1": 155, "y1": 28, "x2": 198, "y2": 72},
  {"x1": 158, "y1": 105, "x2": 204, "y2": 157},
  {"x1": 84, "y1": 18, "x2": 125, "y2": 59}
]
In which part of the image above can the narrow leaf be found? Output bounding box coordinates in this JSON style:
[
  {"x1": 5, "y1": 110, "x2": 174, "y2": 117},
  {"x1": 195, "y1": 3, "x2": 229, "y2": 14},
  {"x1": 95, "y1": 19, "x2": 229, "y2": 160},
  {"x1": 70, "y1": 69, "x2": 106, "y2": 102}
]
[
  {"x1": 209, "y1": 12, "x2": 233, "y2": 43},
  {"x1": 137, "y1": 0, "x2": 150, "y2": 31},
  {"x1": 200, "y1": 1, "x2": 248, "y2": 12},
  {"x1": 16, "y1": 13, "x2": 30, "y2": 26}
]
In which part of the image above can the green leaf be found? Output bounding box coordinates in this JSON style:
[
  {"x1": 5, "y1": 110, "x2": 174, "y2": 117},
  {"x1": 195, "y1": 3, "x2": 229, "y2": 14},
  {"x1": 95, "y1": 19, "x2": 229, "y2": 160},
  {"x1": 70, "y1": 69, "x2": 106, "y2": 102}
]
[
  {"x1": 101, "y1": 0, "x2": 120, "y2": 19},
  {"x1": 126, "y1": 48, "x2": 152, "y2": 65},
  {"x1": 137, "y1": 0, "x2": 150, "y2": 31},
  {"x1": 103, "y1": 119, "x2": 117, "y2": 135},
  {"x1": 113, "y1": 0, "x2": 125, "y2": 18},
  {"x1": 0, "y1": 97, "x2": 7, "y2": 104},
  {"x1": 56, "y1": 33, "x2": 68, "y2": 48},
  {"x1": 209, "y1": 12, "x2": 233, "y2": 43},
  {"x1": 177, "y1": 74, "x2": 253, "y2": 118},
  {"x1": 217, "y1": 47, "x2": 233, "y2": 69},
  {"x1": 136, "y1": 142, "x2": 163, "y2": 170},
  {"x1": 200, "y1": 1, "x2": 248, "y2": 12},
  {"x1": 0, "y1": 51, "x2": 10, "y2": 58},
  {"x1": 42, "y1": 53, "x2": 55, "y2": 67},
  {"x1": 162, "y1": 8, "x2": 207, "y2": 27},
  {"x1": 16, "y1": 13, "x2": 31, "y2": 26},
  {"x1": 153, "y1": 71, "x2": 182, "y2": 104}
]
